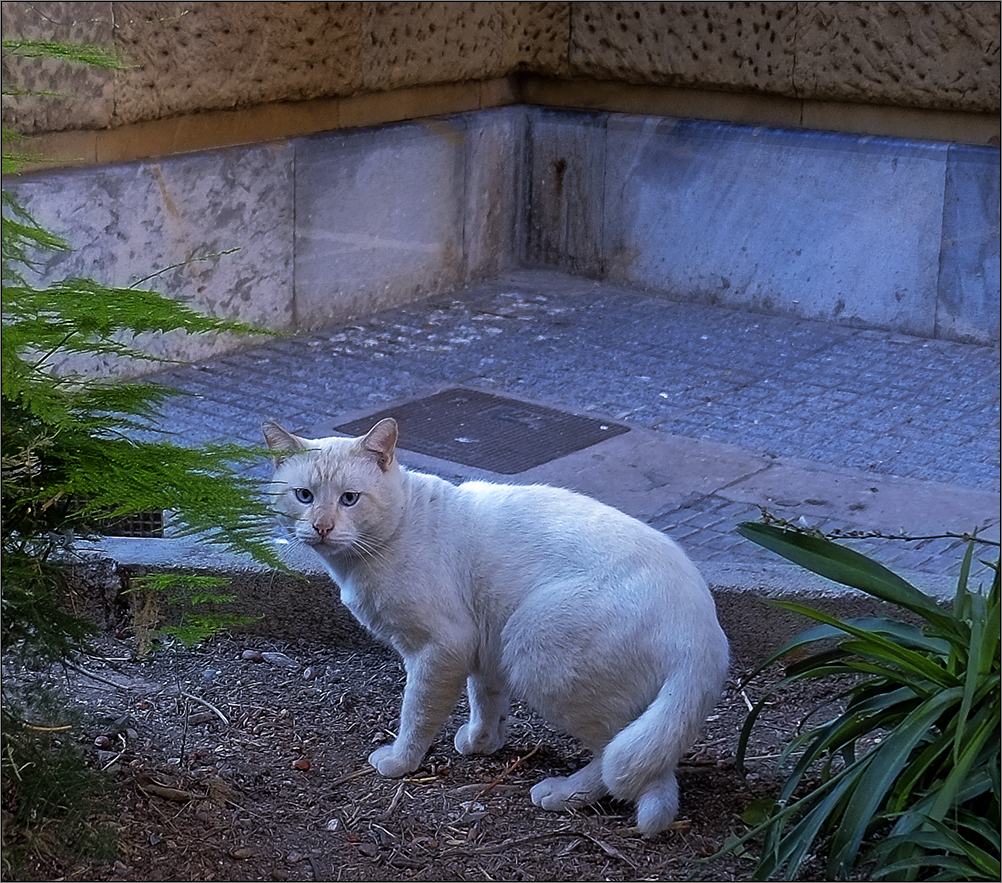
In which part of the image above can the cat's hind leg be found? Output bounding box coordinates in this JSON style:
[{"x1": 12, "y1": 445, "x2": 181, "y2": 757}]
[
  {"x1": 530, "y1": 756, "x2": 608, "y2": 811},
  {"x1": 454, "y1": 672, "x2": 509, "y2": 756}
]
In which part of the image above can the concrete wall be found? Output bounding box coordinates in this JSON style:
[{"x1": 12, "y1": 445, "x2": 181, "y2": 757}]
[
  {"x1": 7, "y1": 108, "x2": 525, "y2": 377},
  {"x1": 2, "y1": 1, "x2": 998, "y2": 169},
  {"x1": 525, "y1": 110, "x2": 1000, "y2": 342},
  {"x1": 9, "y1": 106, "x2": 998, "y2": 375}
]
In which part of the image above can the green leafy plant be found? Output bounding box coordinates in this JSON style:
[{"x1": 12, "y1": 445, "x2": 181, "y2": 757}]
[
  {"x1": 1, "y1": 186, "x2": 284, "y2": 654},
  {"x1": 731, "y1": 522, "x2": 1000, "y2": 881},
  {"x1": 2, "y1": 43, "x2": 283, "y2": 655},
  {"x1": 2, "y1": 36, "x2": 284, "y2": 875},
  {"x1": 135, "y1": 573, "x2": 262, "y2": 651}
]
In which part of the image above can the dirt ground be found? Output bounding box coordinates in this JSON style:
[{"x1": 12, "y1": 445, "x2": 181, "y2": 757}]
[{"x1": 9, "y1": 627, "x2": 847, "y2": 883}]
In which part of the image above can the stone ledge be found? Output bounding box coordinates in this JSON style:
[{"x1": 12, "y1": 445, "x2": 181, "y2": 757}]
[
  {"x1": 9, "y1": 108, "x2": 997, "y2": 368},
  {"x1": 10, "y1": 77, "x2": 997, "y2": 173},
  {"x1": 523, "y1": 78, "x2": 1001, "y2": 146}
]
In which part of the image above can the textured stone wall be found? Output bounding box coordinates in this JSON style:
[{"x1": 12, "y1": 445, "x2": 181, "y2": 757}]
[
  {"x1": 793, "y1": 2, "x2": 999, "y2": 111},
  {"x1": 2, "y1": 1, "x2": 998, "y2": 137},
  {"x1": 570, "y1": 2, "x2": 800, "y2": 97},
  {"x1": 569, "y1": 2, "x2": 1000, "y2": 112}
]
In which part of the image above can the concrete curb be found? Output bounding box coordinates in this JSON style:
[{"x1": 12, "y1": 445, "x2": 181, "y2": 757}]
[{"x1": 72, "y1": 534, "x2": 962, "y2": 666}]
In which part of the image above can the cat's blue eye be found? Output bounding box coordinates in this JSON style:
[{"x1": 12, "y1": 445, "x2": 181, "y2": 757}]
[
  {"x1": 340, "y1": 491, "x2": 360, "y2": 507},
  {"x1": 294, "y1": 488, "x2": 314, "y2": 504}
]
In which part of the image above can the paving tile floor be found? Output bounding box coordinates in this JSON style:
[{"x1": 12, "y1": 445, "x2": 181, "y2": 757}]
[
  {"x1": 649, "y1": 494, "x2": 986, "y2": 580},
  {"x1": 145, "y1": 271, "x2": 1001, "y2": 577}
]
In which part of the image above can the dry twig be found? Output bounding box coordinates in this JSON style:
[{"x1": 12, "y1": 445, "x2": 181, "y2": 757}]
[
  {"x1": 64, "y1": 660, "x2": 130, "y2": 692},
  {"x1": 381, "y1": 780, "x2": 407, "y2": 818},
  {"x1": 330, "y1": 766, "x2": 376, "y2": 787},
  {"x1": 477, "y1": 741, "x2": 541, "y2": 798},
  {"x1": 137, "y1": 774, "x2": 199, "y2": 803},
  {"x1": 180, "y1": 690, "x2": 230, "y2": 725},
  {"x1": 439, "y1": 827, "x2": 580, "y2": 857}
]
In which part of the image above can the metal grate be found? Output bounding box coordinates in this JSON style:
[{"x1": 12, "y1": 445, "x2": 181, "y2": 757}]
[
  {"x1": 68, "y1": 498, "x2": 166, "y2": 537},
  {"x1": 333, "y1": 388, "x2": 629, "y2": 474},
  {"x1": 98, "y1": 510, "x2": 165, "y2": 538}
]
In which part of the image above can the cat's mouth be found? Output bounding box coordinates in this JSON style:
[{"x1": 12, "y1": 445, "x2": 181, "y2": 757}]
[
  {"x1": 281, "y1": 521, "x2": 379, "y2": 561},
  {"x1": 301, "y1": 530, "x2": 354, "y2": 555},
  {"x1": 277, "y1": 521, "x2": 340, "y2": 550},
  {"x1": 301, "y1": 532, "x2": 338, "y2": 548},
  {"x1": 316, "y1": 534, "x2": 384, "y2": 563}
]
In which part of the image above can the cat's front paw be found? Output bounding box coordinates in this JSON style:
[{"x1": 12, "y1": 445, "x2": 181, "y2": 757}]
[
  {"x1": 368, "y1": 744, "x2": 420, "y2": 778},
  {"x1": 454, "y1": 721, "x2": 505, "y2": 756}
]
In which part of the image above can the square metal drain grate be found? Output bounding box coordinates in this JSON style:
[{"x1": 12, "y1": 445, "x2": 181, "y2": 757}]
[{"x1": 333, "y1": 388, "x2": 628, "y2": 474}]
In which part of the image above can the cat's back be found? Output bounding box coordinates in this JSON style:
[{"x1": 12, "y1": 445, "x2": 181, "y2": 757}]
[
  {"x1": 449, "y1": 479, "x2": 720, "y2": 648},
  {"x1": 455, "y1": 479, "x2": 692, "y2": 574},
  {"x1": 457, "y1": 479, "x2": 653, "y2": 534}
]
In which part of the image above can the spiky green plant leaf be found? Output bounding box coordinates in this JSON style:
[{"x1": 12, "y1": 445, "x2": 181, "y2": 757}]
[{"x1": 727, "y1": 523, "x2": 1000, "y2": 881}]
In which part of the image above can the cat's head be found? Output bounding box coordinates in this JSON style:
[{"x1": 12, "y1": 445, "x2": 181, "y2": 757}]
[{"x1": 262, "y1": 417, "x2": 403, "y2": 559}]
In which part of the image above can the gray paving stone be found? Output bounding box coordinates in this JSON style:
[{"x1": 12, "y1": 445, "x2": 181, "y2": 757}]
[{"x1": 144, "y1": 272, "x2": 1000, "y2": 509}]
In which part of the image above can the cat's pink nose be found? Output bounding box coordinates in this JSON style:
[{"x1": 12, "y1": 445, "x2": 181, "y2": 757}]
[{"x1": 313, "y1": 522, "x2": 333, "y2": 538}]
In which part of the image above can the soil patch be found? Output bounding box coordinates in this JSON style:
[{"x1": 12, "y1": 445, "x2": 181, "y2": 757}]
[{"x1": 10, "y1": 630, "x2": 844, "y2": 882}]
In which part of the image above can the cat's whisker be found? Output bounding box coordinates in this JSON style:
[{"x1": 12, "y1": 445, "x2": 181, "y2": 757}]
[{"x1": 350, "y1": 533, "x2": 391, "y2": 566}]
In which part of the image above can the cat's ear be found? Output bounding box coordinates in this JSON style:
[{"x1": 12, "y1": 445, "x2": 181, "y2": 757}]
[
  {"x1": 361, "y1": 418, "x2": 398, "y2": 472},
  {"x1": 262, "y1": 420, "x2": 307, "y2": 462}
]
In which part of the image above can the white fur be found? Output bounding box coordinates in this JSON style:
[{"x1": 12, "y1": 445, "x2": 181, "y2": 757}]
[{"x1": 263, "y1": 418, "x2": 729, "y2": 835}]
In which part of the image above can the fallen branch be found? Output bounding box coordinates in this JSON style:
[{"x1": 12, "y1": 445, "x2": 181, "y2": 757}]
[
  {"x1": 439, "y1": 827, "x2": 580, "y2": 857},
  {"x1": 388, "y1": 853, "x2": 427, "y2": 870},
  {"x1": 381, "y1": 780, "x2": 407, "y2": 819},
  {"x1": 100, "y1": 748, "x2": 128, "y2": 772},
  {"x1": 580, "y1": 832, "x2": 638, "y2": 870},
  {"x1": 452, "y1": 783, "x2": 521, "y2": 796},
  {"x1": 756, "y1": 509, "x2": 1001, "y2": 547},
  {"x1": 440, "y1": 826, "x2": 638, "y2": 867},
  {"x1": 64, "y1": 660, "x2": 130, "y2": 692}
]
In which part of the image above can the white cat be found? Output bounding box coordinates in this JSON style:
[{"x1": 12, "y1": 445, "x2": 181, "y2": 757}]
[{"x1": 263, "y1": 417, "x2": 729, "y2": 835}]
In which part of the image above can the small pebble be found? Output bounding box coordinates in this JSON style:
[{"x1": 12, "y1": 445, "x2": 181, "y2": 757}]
[
  {"x1": 262, "y1": 651, "x2": 300, "y2": 668},
  {"x1": 241, "y1": 649, "x2": 264, "y2": 662},
  {"x1": 293, "y1": 757, "x2": 311, "y2": 771}
]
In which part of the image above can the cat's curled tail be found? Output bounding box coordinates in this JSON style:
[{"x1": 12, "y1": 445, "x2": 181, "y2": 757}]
[{"x1": 601, "y1": 654, "x2": 728, "y2": 836}]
